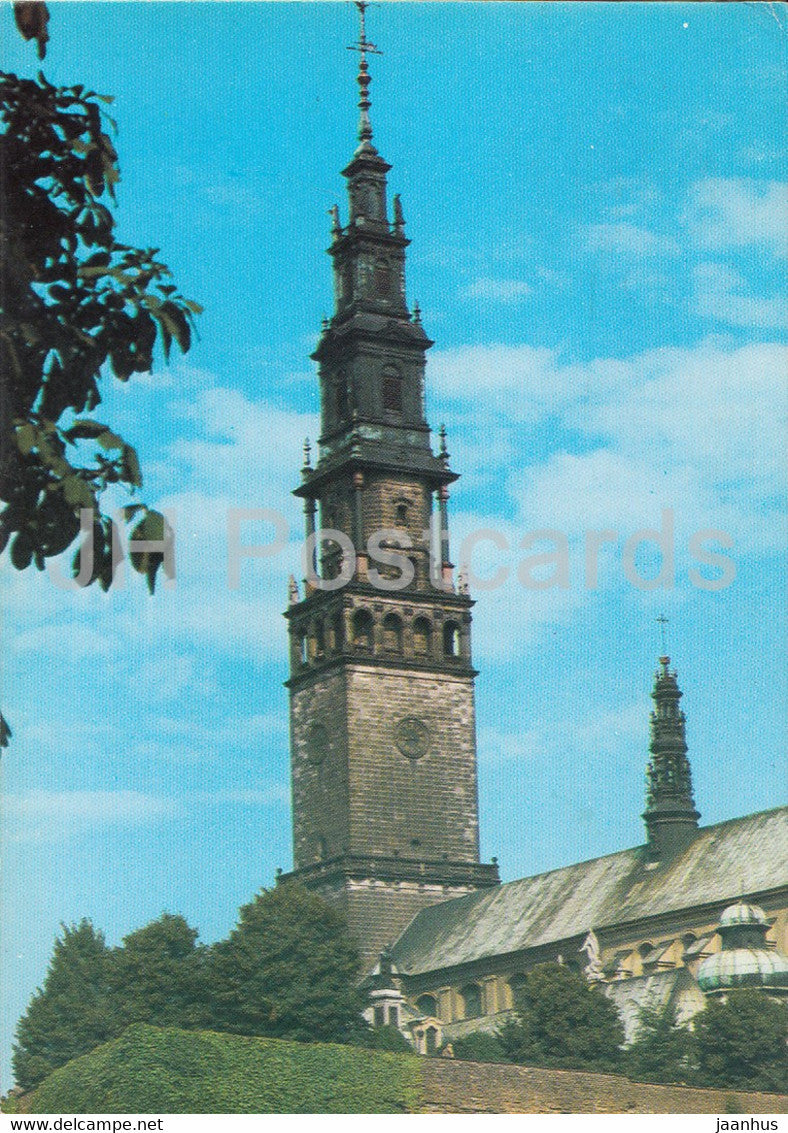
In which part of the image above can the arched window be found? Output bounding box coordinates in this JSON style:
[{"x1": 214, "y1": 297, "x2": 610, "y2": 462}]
[
  {"x1": 459, "y1": 983, "x2": 482, "y2": 1020},
  {"x1": 352, "y1": 609, "x2": 373, "y2": 651},
  {"x1": 332, "y1": 613, "x2": 344, "y2": 653},
  {"x1": 443, "y1": 621, "x2": 461, "y2": 658},
  {"x1": 415, "y1": 994, "x2": 438, "y2": 1018},
  {"x1": 413, "y1": 617, "x2": 431, "y2": 656},
  {"x1": 382, "y1": 613, "x2": 403, "y2": 653},
  {"x1": 313, "y1": 620, "x2": 325, "y2": 657},
  {"x1": 395, "y1": 501, "x2": 409, "y2": 527},
  {"x1": 425, "y1": 1026, "x2": 439, "y2": 1054},
  {"x1": 382, "y1": 365, "x2": 403, "y2": 413},
  {"x1": 373, "y1": 258, "x2": 391, "y2": 298},
  {"x1": 299, "y1": 634, "x2": 308, "y2": 666},
  {"x1": 335, "y1": 373, "x2": 348, "y2": 421}
]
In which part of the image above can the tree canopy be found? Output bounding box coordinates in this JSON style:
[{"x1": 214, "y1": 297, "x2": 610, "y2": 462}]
[
  {"x1": 693, "y1": 990, "x2": 788, "y2": 1093},
  {"x1": 497, "y1": 963, "x2": 625, "y2": 1073},
  {"x1": 207, "y1": 882, "x2": 367, "y2": 1045},
  {"x1": 110, "y1": 913, "x2": 209, "y2": 1031},
  {"x1": 623, "y1": 998, "x2": 693, "y2": 1086},
  {"x1": 0, "y1": 69, "x2": 200, "y2": 594},
  {"x1": 12, "y1": 919, "x2": 119, "y2": 1091}
]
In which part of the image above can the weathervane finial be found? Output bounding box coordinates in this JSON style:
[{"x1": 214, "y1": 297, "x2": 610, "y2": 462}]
[
  {"x1": 656, "y1": 613, "x2": 669, "y2": 661},
  {"x1": 347, "y1": 1, "x2": 382, "y2": 147}
]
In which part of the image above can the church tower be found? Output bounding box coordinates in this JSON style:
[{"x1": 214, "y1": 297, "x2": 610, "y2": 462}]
[
  {"x1": 643, "y1": 655, "x2": 700, "y2": 861},
  {"x1": 282, "y1": 4, "x2": 499, "y2": 968}
]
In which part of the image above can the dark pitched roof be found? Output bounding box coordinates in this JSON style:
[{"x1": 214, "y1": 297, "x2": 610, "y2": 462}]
[{"x1": 391, "y1": 807, "x2": 788, "y2": 977}]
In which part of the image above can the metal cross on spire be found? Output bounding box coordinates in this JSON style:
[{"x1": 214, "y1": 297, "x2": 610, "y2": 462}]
[
  {"x1": 656, "y1": 613, "x2": 669, "y2": 658},
  {"x1": 347, "y1": 1, "x2": 382, "y2": 146}
]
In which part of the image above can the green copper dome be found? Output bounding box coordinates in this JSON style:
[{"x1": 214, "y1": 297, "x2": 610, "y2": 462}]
[
  {"x1": 698, "y1": 948, "x2": 788, "y2": 994},
  {"x1": 698, "y1": 902, "x2": 788, "y2": 995},
  {"x1": 718, "y1": 902, "x2": 769, "y2": 929}
]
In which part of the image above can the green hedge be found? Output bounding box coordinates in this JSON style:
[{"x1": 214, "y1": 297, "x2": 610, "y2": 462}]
[{"x1": 29, "y1": 1024, "x2": 425, "y2": 1114}]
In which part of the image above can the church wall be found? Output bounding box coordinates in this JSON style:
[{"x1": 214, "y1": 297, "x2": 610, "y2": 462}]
[{"x1": 398, "y1": 893, "x2": 788, "y2": 1036}]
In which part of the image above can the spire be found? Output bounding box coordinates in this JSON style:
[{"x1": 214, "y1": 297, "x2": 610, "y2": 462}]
[
  {"x1": 347, "y1": 1, "x2": 381, "y2": 153},
  {"x1": 643, "y1": 655, "x2": 700, "y2": 861}
]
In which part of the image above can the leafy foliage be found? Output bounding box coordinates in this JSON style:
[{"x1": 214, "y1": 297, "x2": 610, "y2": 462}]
[
  {"x1": 0, "y1": 71, "x2": 200, "y2": 593},
  {"x1": 692, "y1": 990, "x2": 788, "y2": 1093},
  {"x1": 623, "y1": 999, "x2": 693, "y2": 1085},
  {"x1": 353, "y1": 1024, "x2": 413, "y2": 1053},
  {"x1": 497, "y1": 963, "x2": 625, "y2": 1073},
  {"x1": 13, "y1": 886, "x2": 369, "y2": 1090},
  {"x1": 109, "y1": 913, "x2": 209, "y2": 1031},
  {"x1": 448, "y1": 1030, "x2": 509, "y2": 1063},
  {"x1": 12, "y1": 920, "x2": 121, "y2": 1091},
  {"x1": 207, "y1": 882, "x2": 367, "y2": 1044},
  {"x1": 28, "y1": 1024, "x2": 425, "y2": 1114}
]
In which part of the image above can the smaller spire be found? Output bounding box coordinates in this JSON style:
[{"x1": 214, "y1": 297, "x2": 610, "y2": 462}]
[
  {"x1": 302, "y1": 437, "x2": 312, "y2": 476},
  {"x1": 347, "y1": 1, "x2": 382, "y2": 151},
  {"x1": 412, "y1": 301, "x2": 422, "y2": 324},
  {"x1": 438, "y1": 423, "x2": 449, "y2": 461},
  {"x1": 642, "y1": 653, "x2": 700, "y2": 861}
]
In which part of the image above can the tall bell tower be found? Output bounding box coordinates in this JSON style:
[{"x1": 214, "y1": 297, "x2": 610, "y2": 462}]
[{"x1": 282, "y1": 4, "x2": 499, "y2": 969}]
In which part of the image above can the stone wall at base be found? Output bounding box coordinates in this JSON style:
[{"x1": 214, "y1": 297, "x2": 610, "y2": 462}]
[{"x1": 419, "y1": 1060, "x2": 788, "y2": 1115}]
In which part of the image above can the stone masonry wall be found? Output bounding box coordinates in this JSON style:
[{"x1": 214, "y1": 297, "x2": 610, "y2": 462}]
[
  {"x1": 346, "y1": 665, "x2": 479, "y2": 860},
  {"x1": 343, "y1": 878, "x2": 481, "y2": 973},
  {"x1": 419, "y1": 1059, "x2": 788, "y2": 1115}
]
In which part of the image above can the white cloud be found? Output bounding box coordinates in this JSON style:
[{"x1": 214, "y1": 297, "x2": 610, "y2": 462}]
[
  {"x1": 478, "y1": 700, "x2": 648, "y2": 765},
  {"x1": 685, "y1": 178, "x2": 788, "y2": 256},
  {"x1": 4, "y1": 791, "x2": 178, "y2": 844},
  {"x1": 461, "y1": 277, "x2": 533, "y2": 302},
  {"x1": 693, "y1": 263, "x2": 788, "y2": 330},
  {"x1": 583, "y1": 222, "x2": 680, "y2": 257},
  {"x1": 439, "y1": 338, "x2": 787, "y2": 580},
  {"x1": 200, "y1": 785, "x2": 289, "y2": 807},
  {"x1": 429, "y1": 344, "x2": 561, "y2": 418}
]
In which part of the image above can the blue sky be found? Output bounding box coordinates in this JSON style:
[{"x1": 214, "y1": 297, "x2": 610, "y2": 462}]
[{"x1": 2, "y1": 1, "x2": 786, "y2": 1088}]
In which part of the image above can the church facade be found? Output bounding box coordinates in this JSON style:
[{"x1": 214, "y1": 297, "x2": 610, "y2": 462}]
[{"x1": 280, "y1": 8, "x2": 788, "y2": 1048}]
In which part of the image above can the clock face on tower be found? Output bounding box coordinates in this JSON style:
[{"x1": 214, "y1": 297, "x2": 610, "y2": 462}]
[{"x1": 395, "y1": 716, "x2": 430, "y2": 760}]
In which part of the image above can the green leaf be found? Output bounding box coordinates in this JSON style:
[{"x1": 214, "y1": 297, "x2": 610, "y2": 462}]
[
  {"x1": 62, "y1": 475, "x2": 95, "y2": 509},
  {"x1": 16, "y1": 423, "x2": 37, "y2": 455},
  {"x1": 64, "y1": 420, "x2": 110, "y2": 441},
  {"x1": 10, "y1": 532, "x2": 33, "y2": 571},
  {"x1": 121, "y1": 445, "x2": 142, "y2": 488},
  {"x1": 96, "y1": 429, "x2": 124, "y2": 452}
]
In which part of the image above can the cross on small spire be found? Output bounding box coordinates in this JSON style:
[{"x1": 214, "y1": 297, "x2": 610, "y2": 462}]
[
  {"x1": 347, "y1": 2, "x2": 382, "y2": 146},
  {"x1": 347, "y1": 2, "x2": 381, "y2": 61},
  {"x1": 656, "y1": 613, "x2": 669, "y2": 657}
]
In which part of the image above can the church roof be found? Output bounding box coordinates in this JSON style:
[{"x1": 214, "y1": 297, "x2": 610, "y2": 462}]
[{"x1": 391, "y1": 806, "x2": 788, "y2": 977}]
